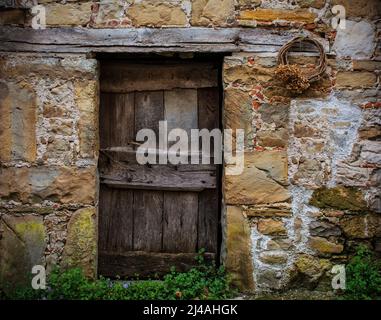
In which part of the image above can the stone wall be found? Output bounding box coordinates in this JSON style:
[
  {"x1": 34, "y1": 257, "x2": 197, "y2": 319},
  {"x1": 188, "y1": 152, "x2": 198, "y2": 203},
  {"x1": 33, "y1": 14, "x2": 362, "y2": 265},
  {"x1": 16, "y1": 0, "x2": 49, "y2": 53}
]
[
  {"x1": 0, "y1": 0, "x2": 380, "y2": 295},
  {"x1": 221, "y1": 1, "x2": 381, "y2": 291},
  {"x1": 0, "y1": 54, "x2": 99, "y2": 289}
]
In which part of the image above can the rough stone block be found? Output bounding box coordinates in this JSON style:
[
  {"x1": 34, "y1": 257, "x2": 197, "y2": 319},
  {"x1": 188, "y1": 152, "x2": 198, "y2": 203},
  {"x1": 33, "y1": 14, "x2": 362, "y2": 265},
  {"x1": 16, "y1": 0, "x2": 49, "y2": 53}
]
[
  {"x1": 339, "y1": 214, "x2": 381, "y2": 239},
  {"x1": 309, "y1": 236, "x2": 344, "y2": 254},
  {"x1": 0, "y1": 55, "x2": 98, "y2": 81},
  {"x1": 256, "y1": 128, "x2": 288, "y2": 148},
  {"x1": 353, "y1": 60, "x2": 381, "y2": 72},
  {"x1": 257, "y1": 219, "x2": 287, "y2": 235},
  {"x1": 267, "y1": 238, "x2": 293, "y2": 250},
  {"x1": 245, "y1": 204, "x2": 292, "y2": 218},
  {"x1": 297, "y1": 0, "x2": 326, "y2": 9},
  {"x1": 336, "y1": 72, "x2": 377, "y2": 89},
  {"x1": 223, "y1": 64, "x2": 273, "y2": 84},
  {"x1": 309, "y1": 186, "x2": 368, "y2": 212},
  {"x1": 359, "y1": 140, "x2": 381, "y2": 165},
  {"x1": 191, "y1": 0, "x2": 235, "y2": 26},
  {"x1": 74, "y1": 80, "x2": 99, "y2": 159},
  {"x1": 44, "y1": 2, "x2": 93, "y2": 26},
  {"x1": 223, "y1": 88, "x2": 254, "y2": 149},
  {"x1": 292, "y1": 254, "x2": 331, "y2": 289},
  {"x1": 0, "y1": 81, "x2": 37, "y2": 162},
  {"x1": 0, "y1": 166, "x2": 97, "y2": 205},
  {"x1": 92, "y1": 1, "x2": 127, "y2": 27},
  {"x1": 256, "y1": 269, "x2": 282, "y2": 290},
  {"x1": 238, "y1": 9, "x2": 317, "y2": 24},
  {"x1": 237, "y1": 0, "x2": 261, "y2": 7},
  {"x1": 224, "y1": 206, "x2": 255, "y2": 291},
  {"x1": 127, "y1": 1, "x2": 187, "y2": 27},
  {"x1": 61, "y1": 207, "x2": 97, "y2": 278},
  {"x1": 309, "y1": 221, "x2": 341, "y2": 237},
  {"x1": 257, "y1": 103, "x2": 289, "y2": 129},
  {"x1": 225, "y1": 151, "x2": 289, "y2": 205},
  {"x1": 259, "y1": 251, "x2": 288, "y2": 265},
  {"x1": 0, "y1": 214, "x2": 46, "y2": 290}
]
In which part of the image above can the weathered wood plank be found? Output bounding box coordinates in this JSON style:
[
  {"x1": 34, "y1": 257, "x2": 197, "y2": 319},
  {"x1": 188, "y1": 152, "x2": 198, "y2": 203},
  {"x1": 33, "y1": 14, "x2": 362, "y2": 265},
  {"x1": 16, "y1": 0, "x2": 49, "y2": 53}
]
[
  {"x1": 198, "y1": 87, "x2": 220, "y2": 131},
  {"x1": 135, "y1": 91, "x2": 164, "y2": 136},
  {"x1": 163, "y1": 192, "x2": 198, "y2": 253},
  {"x1": 98, "y1": 185, "x2": 134, "y2": 252},
  {"x1": 0, "y1": 26, "x2": 329, "y2": 53},
  {"x1": 101, "y1": 62, "x2": 218, "y2": 92},
  {"x1": 99, "y1": 147, "x2": 216, "y2": 166},
  {"x1": 0, "y1": 42, "x2": 239, "y2": 53},
  {"x1": 100, "y1": 93, "x2": 135, "y2": 149},
  {"x1": 98, "y1": 251, "x2": 215, "y2": 278},
  {"x1": 165, "y1": 89, "x2": 198, "y2": 136},
  {"x1": 198, "y1": 189, "x2": 219, "y2": 253},
  {"x1": 100, "y1": 164, "x2": 217, "y2": 191},
  {"x1": 99, "y1": 93, "x2": 112, "y2": 150},
  {"x1": 133, "y1": 190, "x2": 163, "y2": 252},
  {"x1": 102, "y1": 181, "x2": 211, "y2": 192}
]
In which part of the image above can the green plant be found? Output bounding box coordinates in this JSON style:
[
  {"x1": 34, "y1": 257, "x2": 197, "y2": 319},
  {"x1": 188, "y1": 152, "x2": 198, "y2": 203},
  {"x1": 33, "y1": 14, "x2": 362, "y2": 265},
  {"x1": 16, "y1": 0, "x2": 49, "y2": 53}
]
[
  {"x1": 5, "y1": 252, "x2": 234, "y2": 300},
  {"x1": 344, "y1": 245, "x2": 381, "y2": 300}
]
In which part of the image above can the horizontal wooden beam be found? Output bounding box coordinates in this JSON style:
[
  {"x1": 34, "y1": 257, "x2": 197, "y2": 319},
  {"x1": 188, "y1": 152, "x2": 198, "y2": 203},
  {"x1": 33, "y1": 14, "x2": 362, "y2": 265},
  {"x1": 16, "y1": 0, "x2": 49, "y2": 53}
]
[
  {"x1": 0, "y1": 26, "x2": 329, "y2": 54},
  {"x1": 98, "y1": 251, "x2": 215, "y2": 278},
  {"x1": 101, "y1": 61, "x2": 219, "y2": 92},
  {"x1": 101, "y1": 169, "x2": 216, "y2": 192}
]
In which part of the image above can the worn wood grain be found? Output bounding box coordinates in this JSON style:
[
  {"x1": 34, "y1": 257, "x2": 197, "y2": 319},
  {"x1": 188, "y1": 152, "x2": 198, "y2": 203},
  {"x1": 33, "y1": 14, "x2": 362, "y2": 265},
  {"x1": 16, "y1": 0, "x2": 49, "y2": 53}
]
[
  {"x1": 100, "y1": 164, "x2": 216, "y2": 191},
  {"x1": 133, "y1": 190, "x2": 163, "y2": 252},
  {"x1": 163, "y1": 192, "x2": 198, "y2": 253},
  {"x1": 101, "y1": 62, "x2": 218, "y2": 92},
  {"x1": 135, "y1": 91, "x2": 164, "y2": 136},
  {"x1": 198, "y1": 87, "x2": 219, "y2": 130},
  {"x1": 98, "y1": 251, "x2": 215, "y2": 278},
  {"x1": 99, "y1": 147, "x2": 216, "y2": 166},
  {"x1": 198, "y1": 189, "x2": 219, "y2": 253},
  {"x1": 100, "y1": 93, "x2": 135, "y2": 149},
  {"x1": 165, "y1": 89, "x2": 198, "y2": 136},
  {"x1": 98, "y1": 185, "x2": 134, "y2": 252},
  {"x1": 0, "y1": 26, "x2": 329, "y2": 53}
]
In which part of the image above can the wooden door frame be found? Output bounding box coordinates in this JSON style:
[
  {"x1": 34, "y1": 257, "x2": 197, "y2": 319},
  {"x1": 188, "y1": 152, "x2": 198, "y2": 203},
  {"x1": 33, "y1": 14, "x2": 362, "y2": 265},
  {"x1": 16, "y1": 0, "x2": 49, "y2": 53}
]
[{"x1": 97, "y1": 53, "x2": 226, "y2": 276}]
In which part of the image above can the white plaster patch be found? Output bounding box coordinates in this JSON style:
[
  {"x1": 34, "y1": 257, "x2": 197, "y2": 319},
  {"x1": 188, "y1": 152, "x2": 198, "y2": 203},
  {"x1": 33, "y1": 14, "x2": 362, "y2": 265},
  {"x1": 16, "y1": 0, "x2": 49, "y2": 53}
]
[
  {"x1": 288, "y1": 185, "x2": 316, "y2": 253},
  {"x1": 288, "y1": 95, "x2": 362, "y2": 187},
  {"x1": 333, "y1": 20, "x2": 376, "y2": 59}
]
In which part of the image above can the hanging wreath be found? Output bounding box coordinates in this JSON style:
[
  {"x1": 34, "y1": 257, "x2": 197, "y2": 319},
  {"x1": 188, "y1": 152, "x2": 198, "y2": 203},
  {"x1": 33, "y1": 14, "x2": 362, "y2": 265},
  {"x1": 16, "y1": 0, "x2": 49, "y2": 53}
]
[{"x1": 275, "y1": 36, "x2": 327, "y2": 94}]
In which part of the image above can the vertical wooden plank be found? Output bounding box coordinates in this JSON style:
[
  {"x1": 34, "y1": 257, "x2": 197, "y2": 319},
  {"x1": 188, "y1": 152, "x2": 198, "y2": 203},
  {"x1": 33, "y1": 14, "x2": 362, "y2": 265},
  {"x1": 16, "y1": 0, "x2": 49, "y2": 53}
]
[
  {"x1": 98, "y1": 185, "x2": 134, "y2": 253},
  {"x1": 135, "y1": 91, "x2": 164, "y2": 135},
  {"x1": 100, "y1": 93, "x2": 135, "y2": 148},
  {"x1": 113, "y1": 93, "x2": 135, "y2": 147},
  {"x1": 99, "y1": 93, "x2": 111, "y2": 149},
  {"x1": 198, "y1": 189, "x2": 219, "y2": 253},
  {"x1": 98, "y1": 184, "x2": 110, "y2": 253},
  {"x1": 164, "y1": 89, "x2": 198, "y2": 136},
  {"x1": 197, "y1": 88, "x2": 219, "y2": 162},
  {"x1": 197, "y1": 87, "x2": 219, "y2": 253},
  {"x1": 163, "y1": 192, "x2": 198, "y2": 253},
  {"x1": 133, "y1": 190, "x2": 163, "y2": 252},
  {"x1": 198, "y1": 87, "x2": 219, "y2": 130},
  {"x1": 133, "y1": 91, "x2": 164, "y2": 252}
]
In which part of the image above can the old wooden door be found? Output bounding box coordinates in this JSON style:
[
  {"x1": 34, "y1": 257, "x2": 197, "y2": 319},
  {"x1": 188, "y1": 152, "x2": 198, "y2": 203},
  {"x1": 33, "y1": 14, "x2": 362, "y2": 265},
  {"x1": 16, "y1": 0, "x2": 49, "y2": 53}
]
[{"x1": 98, "y1": 59, "x2": 221, "y2": 278}]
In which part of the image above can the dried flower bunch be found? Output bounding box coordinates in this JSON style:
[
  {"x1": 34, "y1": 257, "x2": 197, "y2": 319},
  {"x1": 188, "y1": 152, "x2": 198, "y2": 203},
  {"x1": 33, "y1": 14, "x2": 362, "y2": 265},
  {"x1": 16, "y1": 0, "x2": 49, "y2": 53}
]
[
  {"x1": 275, "y1": 64, "x2": 311, "y2": 94},
  {"x1": 275, "y1": 36, "x2": 327, "y2": 94}
]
